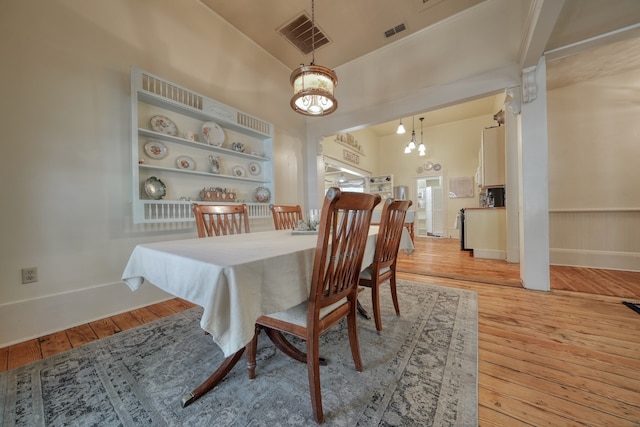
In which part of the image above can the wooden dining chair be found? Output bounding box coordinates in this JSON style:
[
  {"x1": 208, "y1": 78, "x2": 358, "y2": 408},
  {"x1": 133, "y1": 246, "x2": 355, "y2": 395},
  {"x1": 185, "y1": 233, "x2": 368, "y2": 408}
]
[
  {"x1": 192, "y1": 203, "x2": 250, "y2": 237},
  {"x1": 248, "y1": 188, "x2": 381, "y2": 423},
  {"x1": 270, "y1": 204, "x2": 304, "y2": 230},
  {"x1": 358, "y1": 198, "x2": 413, "y2": 332}
]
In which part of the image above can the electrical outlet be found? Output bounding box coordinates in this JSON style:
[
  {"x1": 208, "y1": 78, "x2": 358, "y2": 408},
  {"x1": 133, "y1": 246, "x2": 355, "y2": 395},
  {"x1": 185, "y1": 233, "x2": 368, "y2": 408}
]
[{"x1": 21, "y1": 267, "x2": 38, "y2": 284}]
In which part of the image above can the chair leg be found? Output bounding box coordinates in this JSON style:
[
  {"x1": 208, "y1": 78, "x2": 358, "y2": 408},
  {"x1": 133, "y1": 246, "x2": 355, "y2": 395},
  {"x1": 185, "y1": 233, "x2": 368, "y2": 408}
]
[
  {"x1": 371, "y1": 283, "x2": 383, "y2": 332},
  {"x1": 390, "y1": 272, "x2": 400, "y2": 315},
  {"x1": 307, "y1": 329, "x2": 324, "y2": 424},
  {"x1": 347, "y1": 303, "x2": 363, "y2": 371}
]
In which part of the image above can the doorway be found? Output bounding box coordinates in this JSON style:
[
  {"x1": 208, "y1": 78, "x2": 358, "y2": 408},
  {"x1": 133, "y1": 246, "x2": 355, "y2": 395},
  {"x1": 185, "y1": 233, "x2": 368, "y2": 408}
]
[
  {"x1": 416, "y1": 175, "x2": 444, "y2": 237},
  {"x1": 323, "y1": 157, "x2": 369, "y2": 193}
]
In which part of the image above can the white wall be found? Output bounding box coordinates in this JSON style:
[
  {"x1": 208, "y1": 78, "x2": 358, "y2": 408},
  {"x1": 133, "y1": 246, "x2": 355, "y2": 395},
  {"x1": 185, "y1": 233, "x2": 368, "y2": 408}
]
[{"x1": 0, "y1": 0, "x2": 306, "y2": 346}]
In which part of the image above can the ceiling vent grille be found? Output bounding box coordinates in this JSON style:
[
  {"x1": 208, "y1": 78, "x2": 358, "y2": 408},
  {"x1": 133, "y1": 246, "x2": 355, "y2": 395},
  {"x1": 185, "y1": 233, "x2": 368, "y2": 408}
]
[
  {"x1": 278, "y1": 13, "x2": 329, "y2": 55},
  {"x1": 384, "y1": 23, "x2": 407, "y2": 38}
]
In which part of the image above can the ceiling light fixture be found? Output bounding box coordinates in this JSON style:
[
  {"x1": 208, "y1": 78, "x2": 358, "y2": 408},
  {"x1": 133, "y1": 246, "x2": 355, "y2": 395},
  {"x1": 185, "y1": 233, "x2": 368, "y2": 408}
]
[
  {"x1": 290, "y1": 0, "x2": 338, "y2": 116},
  {"x1": 418, "y1": 117, "x2": 426, "y2": 157},
  {"x1": 404, "y1": 116, "x2": 416, "y2": 153},
  {"x1": 396, "y1": 119, "x2": 406, "y2": 134}
]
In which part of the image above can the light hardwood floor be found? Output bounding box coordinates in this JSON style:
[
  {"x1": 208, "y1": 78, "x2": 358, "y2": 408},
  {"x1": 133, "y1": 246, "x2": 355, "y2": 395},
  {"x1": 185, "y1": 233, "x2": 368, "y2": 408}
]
[{"x1": 2, "y1": 237, "x2": 640, "y2": 425}]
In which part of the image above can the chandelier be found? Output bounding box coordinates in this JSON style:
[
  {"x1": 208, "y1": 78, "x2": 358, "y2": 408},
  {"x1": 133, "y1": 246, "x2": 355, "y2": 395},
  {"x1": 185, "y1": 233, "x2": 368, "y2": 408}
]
[
  {"x1": 290, "y1": 0, "x2": 338, "y2": 116},
  {"x1": 404, "y1": 116, "x2": 426, "y2": 156}
]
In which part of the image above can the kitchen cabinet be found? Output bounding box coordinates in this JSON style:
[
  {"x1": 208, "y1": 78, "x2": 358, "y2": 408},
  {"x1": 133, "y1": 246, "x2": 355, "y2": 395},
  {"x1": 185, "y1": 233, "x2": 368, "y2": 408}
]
[
  {"x1": 463, "y1": 207, "x2": 506, "y2": 259},
  {"x1": 480, "y1": 126, "x2": 505, "y2": 188},
  {"x1": 131, "y1": 67, "x2": 274, "y2": 224}
]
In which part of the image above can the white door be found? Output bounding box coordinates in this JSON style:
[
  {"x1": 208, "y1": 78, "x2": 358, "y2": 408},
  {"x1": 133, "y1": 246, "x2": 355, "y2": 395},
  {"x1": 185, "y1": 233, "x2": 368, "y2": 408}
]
[
  {"x1": 416, "y1": 175, "x2": 444, "y2": 237},
  {"x1": 431, "y1": 183, "x2": 444, "y2": 236}
]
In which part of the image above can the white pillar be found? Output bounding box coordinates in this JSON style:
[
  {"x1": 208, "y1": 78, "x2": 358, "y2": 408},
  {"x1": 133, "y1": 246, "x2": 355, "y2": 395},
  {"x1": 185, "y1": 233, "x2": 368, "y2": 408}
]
[
  {"x1": 504, "y1": 87, "x2": 520, "y2": 263},
  {"x1": 519, "y1": 56, "x2": 550, "y2": 291}
]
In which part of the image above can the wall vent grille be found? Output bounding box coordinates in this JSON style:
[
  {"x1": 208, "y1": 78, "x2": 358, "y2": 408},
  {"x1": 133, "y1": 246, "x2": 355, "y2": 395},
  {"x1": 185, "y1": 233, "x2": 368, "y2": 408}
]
[
  {"x1": 279, "y1": 13, "x2": 329, "y2": 55},
  {"x1": 384, "y1": 23, "x2": 407, "y2": 38}
]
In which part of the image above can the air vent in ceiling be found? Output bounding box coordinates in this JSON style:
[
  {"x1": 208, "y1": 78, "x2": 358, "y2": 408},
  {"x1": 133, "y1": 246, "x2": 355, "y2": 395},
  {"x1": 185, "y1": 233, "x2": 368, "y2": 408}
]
[
  {"x1": 384, "y1": 23, "x2": 407, "y2": 38},
  {"x1": 278, "y1": 13, "x2": 329, "y2": 55}
]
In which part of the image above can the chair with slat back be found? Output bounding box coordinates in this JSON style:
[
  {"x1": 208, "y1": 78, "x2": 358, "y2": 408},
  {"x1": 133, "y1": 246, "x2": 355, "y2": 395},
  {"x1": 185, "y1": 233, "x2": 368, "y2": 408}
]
[
  {"x1": 248, "y1": 188, "x2": 381, "y2": 423},
  {"x1": 192, "y1": 203, "x2": 250, "y2": 237},
  {"x1": 270, "y1": 204, "x2": 304, "y2": 230},
  {"x1": 359, "y1": 198, "x2": 413, "y2": 332}
]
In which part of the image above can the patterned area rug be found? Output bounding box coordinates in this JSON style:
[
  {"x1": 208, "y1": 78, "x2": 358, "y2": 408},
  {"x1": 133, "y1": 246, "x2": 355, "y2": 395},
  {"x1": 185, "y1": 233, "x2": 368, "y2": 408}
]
[{"x1": 0, "y1": 280, "x2": 477, "y2": 426}]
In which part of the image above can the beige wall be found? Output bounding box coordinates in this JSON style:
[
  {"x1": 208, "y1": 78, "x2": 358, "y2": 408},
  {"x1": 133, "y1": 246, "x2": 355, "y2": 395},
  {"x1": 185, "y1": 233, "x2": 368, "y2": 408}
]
[
  {"x1": 321, "y1": 127, "x2": 379, "y2": 177},
  {"x1": 0, "y1": 0, "x2": 306, "y2": 346},
  {"x1": 547, "y1": 68, "x2": 640, "y2": 209},
  {"x1": 378, "y1": 115, "x2": 496, "y2": 237},
  {"x1": 547, "y1": 59, "x2": 640, "y2": 269}
]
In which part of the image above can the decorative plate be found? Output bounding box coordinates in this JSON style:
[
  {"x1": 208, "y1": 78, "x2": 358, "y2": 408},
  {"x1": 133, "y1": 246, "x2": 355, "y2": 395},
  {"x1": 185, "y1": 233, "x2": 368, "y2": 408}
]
[
  {"x1": 416, "y1": 166, "x2": 424, "y2": 174},
  {"x1": 232, "y1": 165, "x2": 247, "y2": 177},
  {"x1": 144, "y1": 140, "x2": 168, "y2": 159},
  {"x1": 424, "y1": 161, "x2": 434, "y2": 170},
  {"x1": 175, "y1": 155, "x2": 195, "y2": 170},
  {"x1": 254, "y1": 186, "x2": 271, "y2": 203},
  {"x1": 143, "y1": 176, "x2": 166, "y2": 200},
  {"x1": 433, "y1": 163, "x2": 442, "y2": 171},
  {"x1": 150, "y1": 115, "x2": 178, "y2": 136},
  {"x1": 248, "y1": 162, "x2": 261, "y2": 175},
  {"x1": 201, "y1": 121, "x2": 225, "y2": 146}
]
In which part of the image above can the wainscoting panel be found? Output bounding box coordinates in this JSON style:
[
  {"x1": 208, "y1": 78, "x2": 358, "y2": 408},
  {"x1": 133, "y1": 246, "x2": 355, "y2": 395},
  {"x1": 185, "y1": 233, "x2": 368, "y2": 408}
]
[{"x1": 549, "y1": 209, "x2": 640, "y2": 271}]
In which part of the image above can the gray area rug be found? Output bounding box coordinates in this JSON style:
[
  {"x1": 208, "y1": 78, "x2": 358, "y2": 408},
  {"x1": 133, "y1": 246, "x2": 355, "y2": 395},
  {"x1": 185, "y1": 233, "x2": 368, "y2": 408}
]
[{"x1": 1, "y1": 280, "x2": 477, "y2": 426}]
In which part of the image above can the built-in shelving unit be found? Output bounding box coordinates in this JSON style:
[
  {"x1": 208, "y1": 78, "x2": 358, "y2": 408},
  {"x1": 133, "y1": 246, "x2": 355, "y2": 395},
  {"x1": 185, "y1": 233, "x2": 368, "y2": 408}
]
[
  {"x1": 131, "y1": 67, "x2": 274, "y2": 224},
  {"x1": 369, "y1": 175, "x2": 393, "y2": 200}
]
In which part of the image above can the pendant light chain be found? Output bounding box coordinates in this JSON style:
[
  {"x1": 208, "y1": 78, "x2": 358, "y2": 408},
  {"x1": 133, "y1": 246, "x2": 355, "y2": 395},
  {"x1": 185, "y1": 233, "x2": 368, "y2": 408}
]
[{"x1": 311, "y1": 0, "x2": 316, "y2": 65}]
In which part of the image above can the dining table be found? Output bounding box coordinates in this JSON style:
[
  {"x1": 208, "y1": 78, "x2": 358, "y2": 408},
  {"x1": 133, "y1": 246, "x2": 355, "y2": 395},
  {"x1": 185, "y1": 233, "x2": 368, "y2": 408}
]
[{"x1": 121, "y1": 226, "x2": 413, "y2": 407}]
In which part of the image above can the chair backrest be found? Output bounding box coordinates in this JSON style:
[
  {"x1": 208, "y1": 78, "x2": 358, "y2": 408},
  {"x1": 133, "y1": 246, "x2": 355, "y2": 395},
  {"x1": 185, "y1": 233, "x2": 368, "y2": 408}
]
[
  {"x1": 270, "y1": 204, "x2": 304, "y2": 230},
  {"x1": 192, "y1": 203, "x2": 250, "y2": 237},
  {"x1": 371, "y1": 198, "x2": 413, "y2": 270},
  {"x1": 309, "y1": 188, "x2": 382, "y2": 311}
]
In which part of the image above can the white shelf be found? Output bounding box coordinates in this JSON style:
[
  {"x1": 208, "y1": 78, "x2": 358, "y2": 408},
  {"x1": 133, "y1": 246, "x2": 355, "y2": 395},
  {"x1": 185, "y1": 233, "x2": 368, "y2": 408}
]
[
  {"x1": 369, "y1": 174, "x2": 393, "y2": 200},
  {"x1": 131, "y1": 67, "x2": 274, "y2": 224},
  {"x1": 138, "y1": 164, "x2": 269, "y2": 183}
]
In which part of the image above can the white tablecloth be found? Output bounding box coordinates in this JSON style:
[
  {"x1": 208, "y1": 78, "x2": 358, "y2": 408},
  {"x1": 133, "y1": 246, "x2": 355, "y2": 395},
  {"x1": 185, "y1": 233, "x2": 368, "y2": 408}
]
[{"x1": 121, "y1": 227, "x2": 413, "y2": 357}]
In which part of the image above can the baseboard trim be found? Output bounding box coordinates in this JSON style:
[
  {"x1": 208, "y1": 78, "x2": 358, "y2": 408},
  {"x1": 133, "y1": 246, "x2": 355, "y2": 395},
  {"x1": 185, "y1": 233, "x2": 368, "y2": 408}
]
[
  {"x1": 550, "y1": 248, "x2": 640, "y2": 272},
  {"x1": 0, "y1": 282, "x2": 172, "y2": 348},
  {"x1": 472, "y1": 249, "x2": 506, "y2": 260}
]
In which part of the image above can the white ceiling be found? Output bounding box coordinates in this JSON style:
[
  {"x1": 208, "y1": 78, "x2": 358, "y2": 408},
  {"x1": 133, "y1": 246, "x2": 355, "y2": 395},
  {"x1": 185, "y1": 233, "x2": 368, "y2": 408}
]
[{"x1": 199, "y1": 0, "x2": 640, "y2": 135}]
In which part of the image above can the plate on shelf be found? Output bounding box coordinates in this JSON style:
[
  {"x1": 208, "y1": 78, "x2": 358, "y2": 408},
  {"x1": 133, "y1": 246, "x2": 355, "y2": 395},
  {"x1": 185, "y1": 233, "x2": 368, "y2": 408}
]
[
  {"x1": 254, "y1": 186, "x2": 271, "y2": 203},
  {"x1": 232, "y1": 165, "x2": 247, "y2": 177},
  {"x1": 202, "y1": 121, "x2": 225, "y2": 146},
  {"x1": 175, "y1": 155, "x2": 195, "y2": 170},
  {"x1": 424, "y1": 161, "x2": 433, "y2": 170},
  {"x1": 150, "y1": 115, "x2": 178, "y2": 136},
  {"x1": 416, "y1": 166, "x2": 424, "y2": 174},
  {"x1": 248, "y1": 162, "x2": 261, "y2": 175},
  {"x1": 433, "y1": 163, "x2": 441, "y2": 171},
  {"x1": 143, "y1": 176, "x2": 166, "y2": 200},
  {"x1": 144, "y1": 140, "x2": 168, "y2": 159}
]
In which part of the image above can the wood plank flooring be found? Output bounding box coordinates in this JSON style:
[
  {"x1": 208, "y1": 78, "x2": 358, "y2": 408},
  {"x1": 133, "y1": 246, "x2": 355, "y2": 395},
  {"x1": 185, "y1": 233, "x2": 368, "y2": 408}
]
[
  {"x1": 2, "y1": 237, "x2": 640, "y2": 425},
  {"x1": 397, "y1": 236, "x2": 640, "y2": 298}
]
